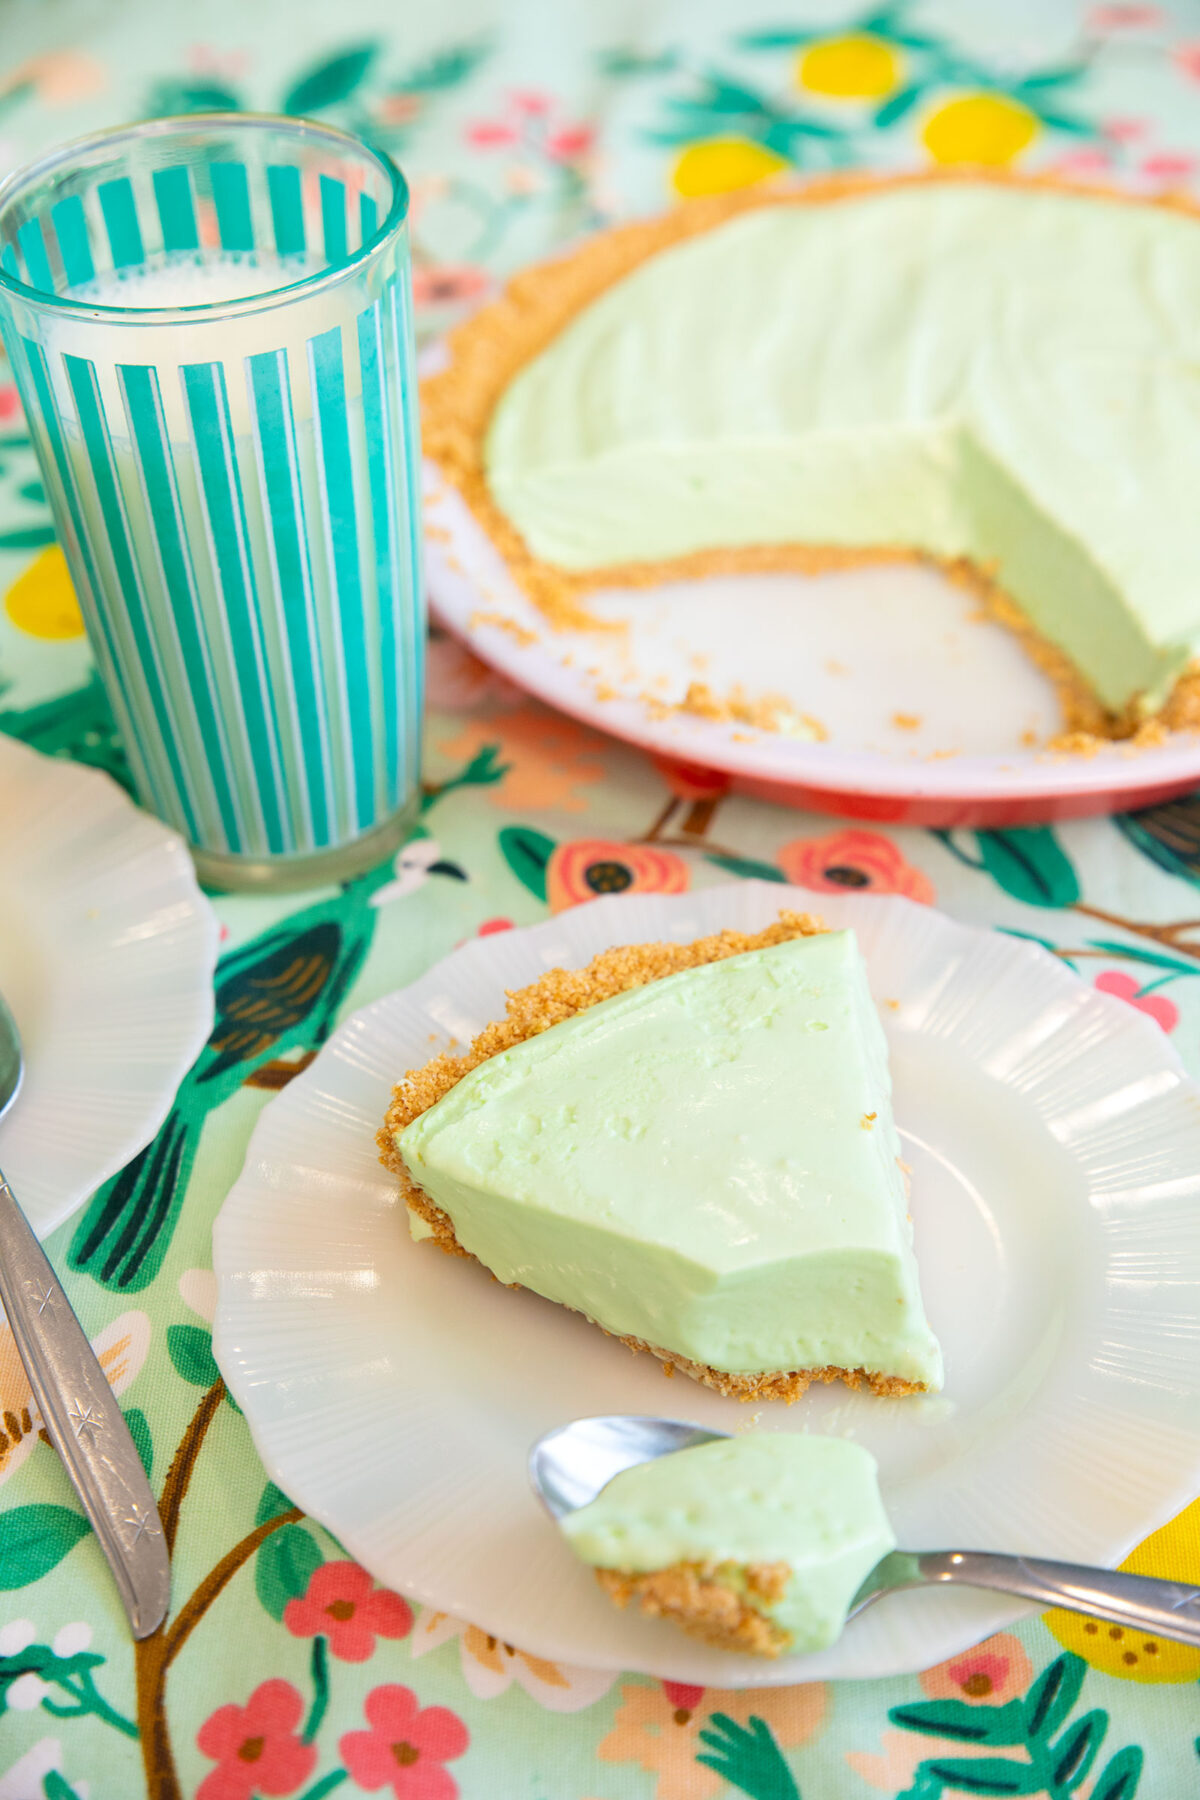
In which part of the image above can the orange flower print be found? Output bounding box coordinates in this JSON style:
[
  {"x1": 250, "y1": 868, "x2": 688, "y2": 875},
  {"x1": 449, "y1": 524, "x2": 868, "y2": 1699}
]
[
  {"x1": 547, "y1": 840, "x2": 688, "y2": 912},
  {"x1": 437, "y1": 707, "x2": 606, "y2": 813},
  {"x1": 919, "y1": 1632, "x2": 1034, "y2": 1705},
  {"x1": 777, "y1": 830, "x2": 935, "y2": 904},
  {"x1": 599, "y1": 1679, "x2": 825, "y2": 1800}
]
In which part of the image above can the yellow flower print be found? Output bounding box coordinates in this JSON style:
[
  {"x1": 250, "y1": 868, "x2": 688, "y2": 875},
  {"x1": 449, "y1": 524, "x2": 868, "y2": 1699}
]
[
  {"x1": 4, "y1": 545, "x2": 85, "y2": 640},
  {"x1": 921, "y1": 93, "x2": 1039, "y2": 166},
  {"x1": 1045, "y1": 1497, "x2": 1200, "y2": 1682},
  {"x1": 797, "y1": 34, "x2": 903, "y2": 101},
  {"x1": 670, "y1": 136, "x2": 790, "y2": 199}
]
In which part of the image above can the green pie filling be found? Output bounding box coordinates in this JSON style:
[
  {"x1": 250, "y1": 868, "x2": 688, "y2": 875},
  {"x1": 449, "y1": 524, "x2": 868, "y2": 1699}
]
[
  {"x1": 397, "y1": 930, "x2": 942, "y2": 1390},
  {"x1": 561, "y1": 1433, "x2": 895, "y2": 1656},
  {"x1": 486, "y1": 184, "x2": 1200, "y2": 717}
]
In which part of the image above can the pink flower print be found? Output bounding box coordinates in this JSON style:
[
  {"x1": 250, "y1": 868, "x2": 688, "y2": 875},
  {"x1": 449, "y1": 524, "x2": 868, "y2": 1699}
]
[
  {"x1": 546, "y1": 125, "x2": 595, "y2": 161},
  {"x1": 1104, "y1": 115, "x2": 1149, "y2": 141},
  {"x1": 1139, "y1": 151, "x2": 1197, "y2": 184},
  {"x1": 1088, "y1": 4, "x2": 1164, "y2": 27},
  {"x1": 0, "y1": 386, "x2": 20, "y2": 424},
  {"x1": 284, "y1": 1561, "x2": 413, "y2": 1663},
  {"x1": 340, "y1": 1684, "x2": 469, "y2": 1798},
  {"x1": 1094, "y1": 970, "x2": 1179, "y2": 1032},
  {"x1": 1175, "y1": 42, "x2": 1200, "y2": 81},
  {"x1": 920, "y1": 1632, "x2": 1034, "y2": 1705},
  {"x1": 476, "y1": 917, "x2": 514, "y2": 936},
  {"x1": 196, "y1": 1680, "x2": 316, "y2": 1800},
  {"x1": 1048, "y1": 147, "x2": 1113, "y2": 177},
  {"x1": 509, "y1": 89, "x2": 552, "y2": 116},
  {"x1": 465, "y1": 120, "x2": 518, "y2": 148}
]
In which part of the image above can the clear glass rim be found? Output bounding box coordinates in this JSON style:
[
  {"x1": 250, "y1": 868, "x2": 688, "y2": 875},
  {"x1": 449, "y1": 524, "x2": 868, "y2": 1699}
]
[{"x1": 0, "y1": 111, "x2": 409, "y2": 323}]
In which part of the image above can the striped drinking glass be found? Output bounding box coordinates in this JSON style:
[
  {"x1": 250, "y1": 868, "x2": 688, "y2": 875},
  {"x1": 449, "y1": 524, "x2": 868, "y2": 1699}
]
[{"x1": 0, "y1": 114, "x2": 424, "y2": 889}]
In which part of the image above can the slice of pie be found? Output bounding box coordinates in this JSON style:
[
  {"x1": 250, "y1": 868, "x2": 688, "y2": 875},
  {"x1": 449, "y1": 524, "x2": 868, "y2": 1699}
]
[
  {"x1": 560, "y1": 1433, "x2": 895, "y2": 1658},
  {"x1": 422, "y1": 172, "x2": 1200, "y2": 739},
  {"x1": 378, "y1": 915, "x2": 942, "y2": 1401}
]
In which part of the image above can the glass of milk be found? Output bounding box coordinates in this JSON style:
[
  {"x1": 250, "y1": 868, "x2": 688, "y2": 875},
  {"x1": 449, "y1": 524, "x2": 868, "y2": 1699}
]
[{"x1": 0, "y1": 114, "x2": 424, "y2": 890}]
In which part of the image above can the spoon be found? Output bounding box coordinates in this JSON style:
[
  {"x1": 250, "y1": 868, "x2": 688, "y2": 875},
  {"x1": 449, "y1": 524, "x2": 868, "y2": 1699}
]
[
  {"x1": 0, "y1": 989, "x2": 169, "y2": 1638},
  {"x1": 531, "y1": 1415, "x2": 1200, "y2": 1648}
]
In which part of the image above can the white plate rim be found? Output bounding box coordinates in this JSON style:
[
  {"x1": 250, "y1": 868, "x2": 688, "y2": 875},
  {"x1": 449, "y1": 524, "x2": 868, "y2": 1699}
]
[
  {"x1": 424, "y1": 465, "x2": 1200, "y2": 808},
  {"x1": 0, "y1": 734, "x2": 219, "y2": 1237},
  {"x1": 213, "y1": 882, "x2": 1200, "y2": 1684}
]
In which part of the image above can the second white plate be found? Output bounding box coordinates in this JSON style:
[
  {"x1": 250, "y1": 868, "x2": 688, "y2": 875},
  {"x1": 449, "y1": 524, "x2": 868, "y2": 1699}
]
[
  {"x1": 0, "y1": 735, "x2": 218, "y2": 1237},
  {"x1": 214, "y1": 883, "x2": 1200, "y2": 1684}
]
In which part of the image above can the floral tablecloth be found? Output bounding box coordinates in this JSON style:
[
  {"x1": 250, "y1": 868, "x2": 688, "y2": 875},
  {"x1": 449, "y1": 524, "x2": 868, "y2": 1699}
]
[{"x1": 4, "y1": 1, "x2": 1200, "y2": 1795}]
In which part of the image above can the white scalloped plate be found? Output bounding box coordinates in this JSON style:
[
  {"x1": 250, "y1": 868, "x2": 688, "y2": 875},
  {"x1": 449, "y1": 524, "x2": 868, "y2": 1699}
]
[
  {"x1": 425, "y1": 466, "x2": 1200, "y2": 827},
  {"x1": 214, "y1": 884, "x2": 1200, "y2": 1684},
  {"x1": 0, "y1": 735, "x2": 218, "y2": 1237}
]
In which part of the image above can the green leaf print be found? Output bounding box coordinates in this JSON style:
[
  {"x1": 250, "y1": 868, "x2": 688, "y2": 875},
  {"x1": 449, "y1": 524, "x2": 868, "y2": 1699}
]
[
  {"x1": 0, "y1": 523, "x2": 56, "y2": 550},
  {"x1": 1115, "y1": 796, "x2": 1200, "y2": 885},
  {"x1": 255, "y1": 1521, "x2": 323, "y2": 1621},
  {"x1": 166, "y1": 1322, "x2": 221, "y2": 1387},
  {"x1": 391, "y1": 41, "x2": 492, "y2": 94},
  {"x1": 696, "y1": 1712, "x2": 800, "y2": 1800},
  {"x1": 736, "y1": 27, "x2": 820, "y2": 48},
  {"x1": 975, "y1": 829, "x2": 1080, "y2": 908},
  {"x1": 0, "y1": 1503, "x2": 90, "y2": 1588},
  {"x1": 1050, "y1": 1711, "x2": 1105, "y2": 1789},
  {"x1": 1083, "y1": 940, "x2": 1199, "y2": 977},
  {"x1": 1014, "y1": 64, "x2": 1087, "y2": 92},
  {"x1": 888, "y1": 1699, "x2": 1026, "y2": 1745},
  {"x1": 256, "y1": 1480, "x2": 297, "y2": 1525},
  {"x1": 914, "y1": 1760, "x2": 1041, "y2": 1795},
  {"x1": 499, "y1": 824, "x2": 556, "y2": 900},
  {"x1": 1091, "y1": 1745, "x2": 1144, "y2": 1800},
  {"x1": 891, "y1": 1654, "x2": 1144, "y2": 1800},
  {"x1": 145, "y1": 79, "x2": 244, "y2": 114},
  {"x1": 1024, "y1": 1651, "x2": 1085, "y2": 1741},
  {"x1": 123, "y1": 1405, "x2": 153, "y2": 1479},
  {"x1": 283, "y1": 44, "x2": 379, "y2": 116},
  {"x1": 706, "y1": 852, "x2": 786, "y2": 883},
  {"x1": 42, "y1": 1774, "x2": 85, "y2": 1800},
  {"x1": 873, "y1": 82, "x2": 925, "y2": 127}
]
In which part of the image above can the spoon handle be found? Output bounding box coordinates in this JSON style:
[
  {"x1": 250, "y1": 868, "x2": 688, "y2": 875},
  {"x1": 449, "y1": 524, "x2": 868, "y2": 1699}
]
[
  {"x1": 916, "y1": 1550, "x2": 1200, "y2": 1647},
  {"x1": 0, "y1": 1167, "x2": 170, "y2": 1639}
]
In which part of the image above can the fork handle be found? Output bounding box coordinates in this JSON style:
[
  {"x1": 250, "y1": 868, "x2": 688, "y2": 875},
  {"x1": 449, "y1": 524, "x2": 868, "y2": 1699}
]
[
  {"x1": 918, "y1": 1550, "x2": 1200, "y2": 1648},
  {"x1": 0, "y1": 1167, "x2": 170, "y2": 1639}
]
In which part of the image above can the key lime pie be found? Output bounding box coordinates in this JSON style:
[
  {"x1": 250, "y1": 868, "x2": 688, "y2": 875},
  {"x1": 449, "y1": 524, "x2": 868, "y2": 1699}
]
[
  {"x1": 379, "y1": 916, "x2": 942, "y2": 1400},
  {"x1": 422, "y1": 171, "x2": 1200, "y2": 738},
  {"x1": 561, "y1": 1434, "x2": 894, "y2": 1657}
]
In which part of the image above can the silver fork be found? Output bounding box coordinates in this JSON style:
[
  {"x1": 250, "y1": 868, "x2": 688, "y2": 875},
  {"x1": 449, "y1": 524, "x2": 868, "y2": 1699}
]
[
  {"x1": 0, "y1": 989, "x2": 169, "y2": 1638},
  {"x1": 530, "y1": 1415, "x2": 1200, "y2": 1647}
]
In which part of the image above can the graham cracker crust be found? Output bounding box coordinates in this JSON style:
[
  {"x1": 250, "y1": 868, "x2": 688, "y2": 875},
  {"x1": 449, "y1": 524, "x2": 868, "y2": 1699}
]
[
  {"x1": 421, "y1": 167, "x2": 1200, "y2": 746},
  {"x1": 377, "y1": 912, "x2": 927, "y2": 1403},
  {"x1": 594, "y1": 1561, "x2": 793, "y2": 1658}
]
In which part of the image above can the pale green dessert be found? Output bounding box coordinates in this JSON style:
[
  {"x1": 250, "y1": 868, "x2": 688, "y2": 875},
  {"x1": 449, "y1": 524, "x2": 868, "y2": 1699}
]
[
  {"x1": 484, "y1": 181, "x2": 1200, "y2": 720},
  {"x1": 562, "y1": 1434, "x2": 895, "y2": 1657},
  {"x1": 392, "y1": 927, "x2": 942, "y2": 1399}
]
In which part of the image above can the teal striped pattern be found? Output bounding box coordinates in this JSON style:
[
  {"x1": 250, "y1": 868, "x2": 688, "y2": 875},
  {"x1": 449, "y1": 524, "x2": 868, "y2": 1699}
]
[{"x1": 0, "y1": 147, "x2": 422, "y2": 863}]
